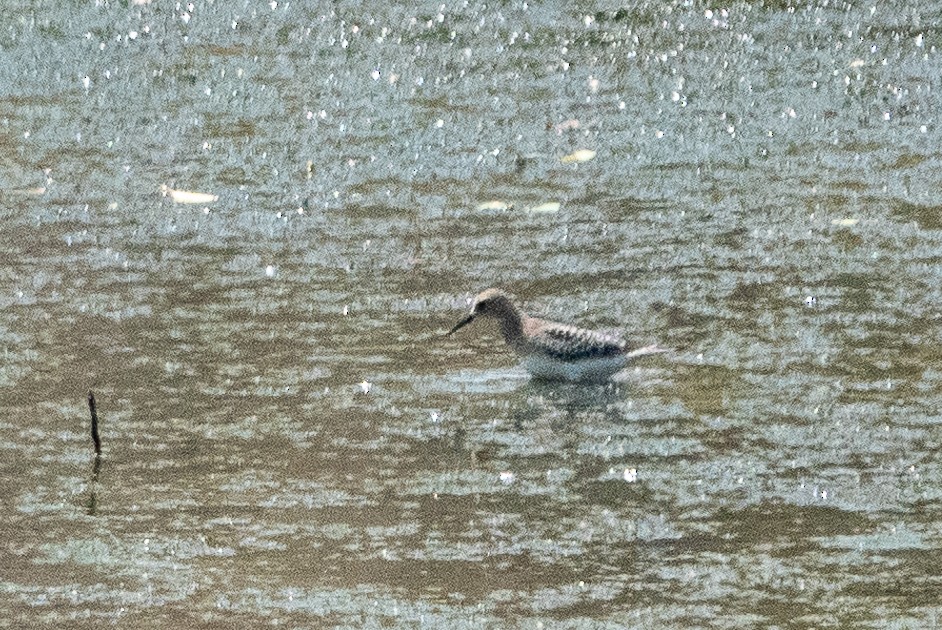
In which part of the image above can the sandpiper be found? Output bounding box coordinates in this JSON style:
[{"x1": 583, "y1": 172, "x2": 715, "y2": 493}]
[{"x1": 448, "y1": 288, "x2": 665, "y2": 382}]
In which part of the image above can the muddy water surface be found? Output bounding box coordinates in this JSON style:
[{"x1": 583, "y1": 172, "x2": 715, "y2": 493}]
[{"x1": 2, "y1": 1, "x2": 942, "y2": 627}]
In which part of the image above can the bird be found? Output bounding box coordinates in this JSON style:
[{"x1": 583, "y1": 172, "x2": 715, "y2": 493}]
[{"x1": 447, "y1": 288, "x2": 665, "y2": 382}]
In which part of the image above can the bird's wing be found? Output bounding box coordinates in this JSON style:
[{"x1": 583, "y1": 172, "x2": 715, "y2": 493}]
[{"x1": 527, "y1": 322, "x2": 626, "y2": 361}]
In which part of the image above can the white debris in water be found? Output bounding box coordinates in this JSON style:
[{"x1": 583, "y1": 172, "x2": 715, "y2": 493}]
[
  {"x1": 499, "y1": 471, "x2": 515, "y2": 485},
  {"x1": 527, "y1": 201, "x2": 560, "y2": 213},
  {"x1": 359, "y1": 380, "x2": 372, "y2": 394},
  {"x1": 475, "y1": 200, "x2": 512, "y2": 211},
  {"x1": 623, "y1": 468, "x2": 637, "y2": 483}
]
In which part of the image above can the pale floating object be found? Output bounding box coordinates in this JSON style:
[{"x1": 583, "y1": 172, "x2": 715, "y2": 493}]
[
  {"x1": 11, "y1": 187, "x2": 46, "y2": 196},
  {"x1": 552, "y1": 118, "x2": 580, "y2": 134},
  {"x1": 475, "y1": 200, "x2": 513, "y2": 211},
  {"x1": 831, "y1": 218, "x2": 859, "y2": 226},
  {"x1": 527, "y1": 201, "x2": 561, "y2": 213},
  {"x1": 160, "y1": 184, "x2": 218, "y2": 204},
  {"x1": 849, "y1": 58, "x2": 866, "y2": 68},
  {"x1": 560, "y1": 149, "x2": 597, "y2": 164},
  {"x1": 623, "y1": 468, "x2": 638, "y2": 483}
]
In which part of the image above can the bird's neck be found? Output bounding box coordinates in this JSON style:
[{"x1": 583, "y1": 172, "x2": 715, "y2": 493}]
[{"x1": 497, "y1": 311, "x2": 526, "y2": 349}]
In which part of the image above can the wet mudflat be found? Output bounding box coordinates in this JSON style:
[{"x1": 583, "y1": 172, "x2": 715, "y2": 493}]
[{"x1": 2, "y1": 0, "x2": 942, "y2": 627}]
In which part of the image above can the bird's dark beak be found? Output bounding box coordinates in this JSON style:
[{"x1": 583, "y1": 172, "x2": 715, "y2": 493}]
[{"x1": 448, "y1": 314, "x2": 475, "y2": 335}]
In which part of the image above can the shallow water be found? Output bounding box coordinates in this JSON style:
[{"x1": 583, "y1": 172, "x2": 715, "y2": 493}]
[{"x1": 2, "y1": 0, "x2": 942, "y2": 627}]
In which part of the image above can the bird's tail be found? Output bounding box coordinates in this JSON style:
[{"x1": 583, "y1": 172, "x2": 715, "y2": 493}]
[{"x1": 626, "y1": 344, "x2": 669, "y2": 359}]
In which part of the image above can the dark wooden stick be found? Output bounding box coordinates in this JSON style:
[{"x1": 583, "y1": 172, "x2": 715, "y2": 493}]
[{"x1": 88, "y1": 390, "x2": 101, "y2": 455}]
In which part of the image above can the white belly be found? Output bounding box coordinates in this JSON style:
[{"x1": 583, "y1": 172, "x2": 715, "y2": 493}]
[{"x1": 520, "y1": 354, "x2": 628, "y2": 382}]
